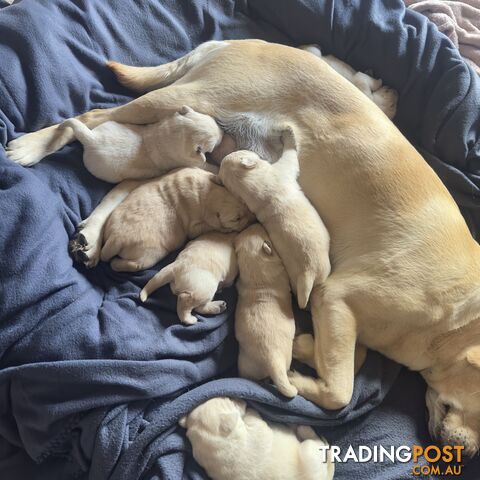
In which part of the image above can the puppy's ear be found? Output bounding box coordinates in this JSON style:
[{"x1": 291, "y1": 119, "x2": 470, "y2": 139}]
[
  {"x1": 179, "y1": 415, "x2": 188, "y2": 428},
  {"x1": 219, "y1": 411, "x2": 241, "y2": 436},
  {"x1": 262, "y1": 240, "x2": 273, "y2": 255},
  {"x1": 240, "y1": 157, "x2": 257, "y2": 170},
  {"x1": 466, "y1": 345, "x2": 480, "y2": 368},
  {"x1": 210, "y1": 175, "x2": 223, "y2": 186},
  {"x1": 196, "y1": 146, "x2": 207, "y2": 163},
  {"x1": 179, "y1": 105, "x2": 193, "y2": 115}
]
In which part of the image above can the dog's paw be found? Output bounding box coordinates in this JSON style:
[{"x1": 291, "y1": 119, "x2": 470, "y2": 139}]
[
  {"x1": 69, "y1": 223, "x2": 102, "y2": 268},
  {"x1": 5, "y1": 127, "x2": 57, "y2": 166},
  {"x1": 372, "y1": 86, "x2": 398, "y2": 119}
]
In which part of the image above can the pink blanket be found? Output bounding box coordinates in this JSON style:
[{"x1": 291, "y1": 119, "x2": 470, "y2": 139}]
[{"x1": 406, "y1": 0, "x2": 480, "y2": 74}]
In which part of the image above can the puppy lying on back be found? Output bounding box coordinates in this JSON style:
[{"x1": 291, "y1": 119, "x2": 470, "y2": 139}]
[
  {"x1": 218, "y1": 128, "x2": 330, "y2": 308},
  {"x1": 100, "y1": 168, "x2": 252, "y2": 272},
  {"x1": 234, "y1": 224, "x2": 296, "y2": 397},
  {"x1": 140, "y1": 232, "x2": 238, "y2": 325},
  {"x1": 62, "y1": 105, "x2": 222, "y2": 183},
  {"x1": 180, "y1": 397, "x2": 334, "y2": 480}
]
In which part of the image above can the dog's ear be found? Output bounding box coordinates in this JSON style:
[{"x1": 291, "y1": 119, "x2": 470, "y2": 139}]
[
  {"x1": 466, "y1": 345, "x2": 480, "y2": 368},
  {"x1": 218, "y1": 411, "x2": 241, "y2": 436},
  {"x1": 210, "y1": 175, "x2": 223, "y2": 186},
  {"x1": 179, "y1": 415, "x2": 188, "y2": 428},
  {"x1": 262, "y1": 240, "x2": 273, "y2": 255},
  {"x1": 179, "y1": 105, "x2": 193, "y2": 115},
  {"x1": 240, "y1": 157, "x2": 257, "y2": 170},
  {"x1": 195, "y1": 146, "x2": 207, "y2": 163}
]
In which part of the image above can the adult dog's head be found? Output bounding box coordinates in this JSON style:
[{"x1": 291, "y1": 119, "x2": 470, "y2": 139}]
[{"x1": 424, "y1": 327, "x2": 480, "y2": 457}]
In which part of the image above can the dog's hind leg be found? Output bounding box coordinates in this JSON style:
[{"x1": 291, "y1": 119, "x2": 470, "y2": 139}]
[{"x1": 108, "y1": 41, "x2": 230, "y2": 93}]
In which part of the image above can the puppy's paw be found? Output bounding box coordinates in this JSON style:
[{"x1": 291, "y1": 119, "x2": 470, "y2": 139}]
[
  {"x1": 372, "y1": 86, "x2": 398, "y2": 119},
  {"x1": 181, "y1": 313, "x2": 198, "y2": 325},
  {"x1": 293, "y1": 334, "x2": 315, "y2": 364},
  {"x1": 195, "y1": 300, "x2": 227, "y2": 315}
]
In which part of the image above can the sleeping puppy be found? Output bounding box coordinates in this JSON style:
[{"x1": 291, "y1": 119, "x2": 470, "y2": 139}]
[
  {"x1": 61, "y1": 105, "x2": 222, "y2": 182},
  {"x1": 179, "y1": 397, "x2": 334, "y2": 480},
  {"x1": 300, "y1": 44, "x2": 398, "y2": 119},
  {"x1": 140, "y1": 231, "x2": 238, "y2": 325},
  {"x1": 218, "y1": 128, "x2": 330, "y2": 309},
  {"x1": 97, "y1": 168, "x2": 252, "y2": 272},
  {"x1": 234, "y1": 224, "x2": 296, "y2": 398}
]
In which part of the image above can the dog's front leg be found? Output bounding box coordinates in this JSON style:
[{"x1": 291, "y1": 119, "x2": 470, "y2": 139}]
[
  {"x1": 289, "y1": 286, "x2": 357, "y2": 409},
  {"x1": 69, "y1": 179, "x2": 147, "y2": 268}
]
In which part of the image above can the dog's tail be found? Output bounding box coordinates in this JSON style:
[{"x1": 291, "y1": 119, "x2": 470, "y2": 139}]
[
  {"x1": 270, "y1": 361, "x2": 298, "y2": 398},
  {"x1": 296, "y1": 271, "x2": 316, "y2": 310},
  {"x1": 107, "y1": 40, "x2": 228, "y2": 93},
  {"x1": 140, "y1": 264, "x2": 174, "y2": 302},
  {"x1": 61, "y1": 118, "x2": 96, "y2": 146}
]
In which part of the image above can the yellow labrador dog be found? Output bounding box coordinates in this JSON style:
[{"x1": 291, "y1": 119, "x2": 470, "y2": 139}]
[{"x1": 7, "y1": 40, "x2": 480, "y2": 454}]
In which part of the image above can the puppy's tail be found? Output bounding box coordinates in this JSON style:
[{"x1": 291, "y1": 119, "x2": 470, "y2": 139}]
[
  {"x1": 140, "y1": 264, "x2": 174, "y2": 302},
  {"x1": 296, "y1": 272, "x2": 316, "y2": 310},
  {"x1": 270, "y1": 362, "x2": 298, "y2": 398},
  {"x1": 107, "y1": 40, "x2": 228, "y2": 93},
  {"x1": 61, "y1": 118, "x2": 95, "y2": 146}
]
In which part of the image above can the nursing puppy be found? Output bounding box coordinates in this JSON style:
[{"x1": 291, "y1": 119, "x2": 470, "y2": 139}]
[
  {"x1": 234, "y1": 224, "x2": 296, "y2": 397},
  {"x1": 9, "y1": 40, "x2": 480, "y2": 454},
  {"x1": 98, "y1": 168, "x2": 251, "y2": 272},
  {"x1": 140, "y1": 232, "x2": 238, "y2": 325},
  {"x1": 179, "y1": 397, "x2": 334, "y2": 480},
  {"x1": 218, "y1": 128, "x2": 330, "y2": 309},
  {"x1": 61, "y1": 105, "x2": 222, "y2": 182}
]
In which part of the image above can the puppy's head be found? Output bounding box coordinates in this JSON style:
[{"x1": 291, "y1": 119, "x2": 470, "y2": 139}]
[
  {"x1": 217, "y1": 150, "x2": 267, "y2": 199},
  {"x1": 234, "y1": 224, "x2": 284, "y2": 280},
  {"x1": 205, "y1": 181, "x2": 254, "y2": 232},
  {"x1": 179, "y1": 397, "x2": 247, "y2": 437},
  {"x1": 425, "y1": 342, "x2": 480, "y2": 457},
  {"x1": 175, "y1": 106, "x2": 223, "y2": 163}
]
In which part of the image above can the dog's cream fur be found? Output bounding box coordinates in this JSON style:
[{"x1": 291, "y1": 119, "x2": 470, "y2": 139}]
[
  {"x1": 85, "y1": 168, "x2": 251, "y2": 272},
  {"x1": 179, "y1": 397, "x2": 334, "y2": 480},
  {"x1": 61, "y1": 105, "x2": 222, "y2": 182},
  {"x1": 234, "y1": 224, "x2": 297, "y2": 397},
  {"x1": 218, "y1": 128, "x2": 330, "y2": 309},
  {"x1": 7, "y1": 40, "x2": 480, "y2": 453},
  {"x1": 140, "y1": 231, "x2": 238, "y2": 325}
]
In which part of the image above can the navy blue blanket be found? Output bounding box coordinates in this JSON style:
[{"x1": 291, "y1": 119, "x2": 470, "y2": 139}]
[{"x1": 1, "y1": 1, "x2": 479, "y2": 479}]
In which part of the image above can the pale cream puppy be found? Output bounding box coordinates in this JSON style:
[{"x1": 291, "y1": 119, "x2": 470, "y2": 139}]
[
  {"x1": 140, "y1": 232, "x2": 238, "y2": 325},
  {"x1": 179, "y1": 397, "x2": 334, "y2": 480},
  {"x1": 97, "y1": 168, "x2": 252, "y2": 272},
  {"x1": 234, "y1": 224, "x2": 297, "y2": 398},
  {"x1": 218, "y1": 128, "x2": 331, "y2": 309},
  {"x1": 300, "y1": 44, "x2": 398, "y2": 119},
  {"x1": 61, "y1": 105, "x2": 222, "y2": 182}
]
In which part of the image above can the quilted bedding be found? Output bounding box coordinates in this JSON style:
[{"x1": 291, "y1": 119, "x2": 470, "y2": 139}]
[{"x1": 1, "y1": 1, "x2": 480, "y2": 479}]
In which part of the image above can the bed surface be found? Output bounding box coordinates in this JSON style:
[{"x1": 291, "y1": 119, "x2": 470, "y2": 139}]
[{"x1": 0, "y1": 1, "x2": 479, "y2": 479}]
